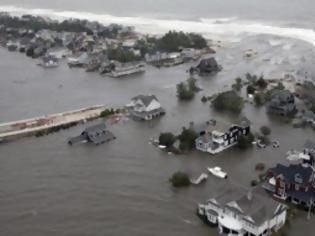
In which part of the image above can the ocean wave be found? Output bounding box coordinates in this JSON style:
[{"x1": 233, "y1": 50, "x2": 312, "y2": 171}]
[{"x1": 1, "y1": 5, "x2": 315, "y2": 47}]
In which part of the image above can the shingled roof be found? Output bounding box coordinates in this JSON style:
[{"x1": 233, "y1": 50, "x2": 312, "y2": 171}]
[
  {"x1": 131, "y1": 95, "x2": 159, "y2": 107},
  {"x1": 207, "y1": 185, "x2": 284, "y2": 226},
  {"x1": 269, "y1": 163, "x2": 313, "y2": 184}
]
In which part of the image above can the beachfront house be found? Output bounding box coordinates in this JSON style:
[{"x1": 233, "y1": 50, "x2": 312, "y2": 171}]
[
  {"x1": 68, "y1": 123, "x2": 115, "y2": 145},
  {"x1": 126, "y1": 95, "x2": 165, "y2": 121},
  {"x1": 198, "y1": 185, "x2": 287, "y2": 236},
  {"x1": 194, "y1": 119, "x2": 250, "y2": 154},
  {"x1": 264, "y1": 140, "x2": 315, "y2": 208},
  {"x1": 263, "y1": 162, "x2": 315, "y2": 209},
  {"x1": 267, "y1": 90, "x2": 296, "y2": 116}
]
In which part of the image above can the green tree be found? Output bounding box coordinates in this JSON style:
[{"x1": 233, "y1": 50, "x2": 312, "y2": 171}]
[
  {"x1": 156, "y1": 31, "x2": 207, "y2": 52},
  {"x1": 176, "y1": 79, "x2": 196, "y2": 100},
  {"x1": 169, "y1": 171, "x2": 190, "y2": 187},
  {"x1": 247, "y1": 85, "x2": 256, "y2": 95},
  {"x1": 255, "y1": 76, "x2": 268, "y2": 89},
  {"x1": 237, "y1": 133, "x2": 254, "y2": 149},
  {"x1": 260, "y1": 126, "x2": 271, "y2": 136},
  {"x1": 159, "y1": 132, "x2": 176, "y2": 148},
  {"x1": 212, "y1": 90, "x2": 244, "y2": 113},
  {"x1": 254, "y1": 92, "x2": 265, "y2": 106},
  {"x1": 100, "y1": 108, "x2": 115, "y2": 118},
  {"x1": 178, "y1": 128, "x2": 198, "y2": 150},
  {"x1": 201, "y1": 96, "x2": 208, "y2": 103}
]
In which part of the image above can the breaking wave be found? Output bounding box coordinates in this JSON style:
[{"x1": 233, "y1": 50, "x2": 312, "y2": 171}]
[{"x1": 1, "y1": 5, "x2": 315, "y2": 46}]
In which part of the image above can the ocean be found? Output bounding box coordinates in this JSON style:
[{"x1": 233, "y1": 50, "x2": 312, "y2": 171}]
[{"x1": 0, "y1": 0, "x2": 315, "y2": 46}]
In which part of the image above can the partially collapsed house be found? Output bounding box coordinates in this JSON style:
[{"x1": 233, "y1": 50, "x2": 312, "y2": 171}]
[{"x1": 68, "y1": 123, "x2": 115, "y2": 145}]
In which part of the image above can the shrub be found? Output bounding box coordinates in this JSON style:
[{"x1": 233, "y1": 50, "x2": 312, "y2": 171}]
[
  {"x1": 159, "y1": 132, "x2": 176, "y2": 148},
  {"x1": 176, "y1": 78, "x2": 199, "y2": 100},
  {"x1": 212, "y1": 90, "x2": 244, "y2": 113},
  {"x1": 260, "y1": 126, "x2": 271, "y2": 136},
  {"x1": 201, "y1": 96, "x2": 208, "y2": 103},
  {"x1": 250, "y1": 180, "x2": 259, "y2": 187},
  {"x1": 169, "y1": 171, "x2": 190, "y2": 187},
  {"x1": 254, "y1": 92, "x2": 265, "y2": 106},
  {"x1": 100, "y1": 108, "x2": 115, "y2": 118},
  {"x1": 255, "y1": 76, "x2": 268, "y2": 89},
  {"x1": 237, "y1": 133, "x2": 254, "y2": 149},
  {"x1": 255, "y1": 163, "x2": 266, "y2": 171},
  {"x1": 247, "y1": 85, "x2": 256, "y2": 95}
]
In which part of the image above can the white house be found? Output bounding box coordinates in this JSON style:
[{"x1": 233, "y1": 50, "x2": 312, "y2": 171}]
[
  {"x1": 126, "y1": 95, "x2": 165, "y2": 120},
  {"x1": 194, "y1": 119, "x2": 250, "y2": 155},
  {"x1": 198, "y1": 186, "x2": 287, "y2": 236}
]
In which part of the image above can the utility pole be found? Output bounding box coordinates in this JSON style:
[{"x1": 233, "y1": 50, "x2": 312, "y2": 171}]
[{"x1": 307, "y1": 197, "x2": 313, "y2": 220}]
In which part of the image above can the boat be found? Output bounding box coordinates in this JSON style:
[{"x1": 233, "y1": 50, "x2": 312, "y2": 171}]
[
  {"x1": 207, "y1": 167, "x2": 228, "y2": 179},
  {"x1": 158, "y1": 145, "x2": 167, "y2": 149}
]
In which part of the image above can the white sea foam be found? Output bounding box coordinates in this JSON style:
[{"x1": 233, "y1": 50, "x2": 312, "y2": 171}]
[{"x1": 1, "y1": 5, "x2": 315, "y2": 47}]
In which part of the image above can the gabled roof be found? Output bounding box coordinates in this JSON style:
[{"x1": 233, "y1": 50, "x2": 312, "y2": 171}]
[
  {"x1": 269, "y1": 163, "x2": 313, "y2": 184},
  {"x1": 84, "y1": 123, "x2": 107, "y2": 134},
  {"x1": 83, "y1": 123, "x2": 115, "y2": 145},
  {"x1": 131, "y1": 95, "x2": 159, "y2": 107},
  {"x1": 207, "y1": 185, "x2": 283, "y2": 226},
  {"x1": 270, "y1": 90, "x2": 294, "y2": 102}
]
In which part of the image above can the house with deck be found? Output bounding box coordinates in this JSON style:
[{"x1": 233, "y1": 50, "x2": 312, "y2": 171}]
[
  {"x1": 126, "y1": 95, "x2": 165, "y2": 121},
  {"x1": 264, "y1": 140, "x2": 315, "y2": 208},
  {"x1": 194, "y1": 119, "x2": 250, "y2": 154},
  {"x1": 264, "y1": 162, "x2": 315, "y2": 209},
  {"x1": 267, "y1": 90, "x2": 296, "y2": 116},
  {"x1": 198, "y1": 185, "x2": 287, "y2": 236}
]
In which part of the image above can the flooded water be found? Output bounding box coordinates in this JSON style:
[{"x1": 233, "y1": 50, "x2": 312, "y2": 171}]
[{"x1": 1, "y1": 33, "x2": 315, "y2": 235}]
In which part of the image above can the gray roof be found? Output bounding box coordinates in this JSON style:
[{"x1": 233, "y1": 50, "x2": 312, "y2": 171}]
[
  {"x1": 84, "y1": 123, "x2": 107, "y2": 134},
  {"x1": 269, "y1": 163, "x2": 313, "y2": 184},
  {"x1": 68, "y1": 123, "x2": 115, "y2": 145},
  {"x1": 207, "y1": 185, "x2": 283, "y2": 226},
  {"x1": 270, "y1": 90, "x2": 294, "y2": 102},
  {"x1": 131, "y1": 95, "x2": 159, "y2": 107},
  {"x1": 303, "y1": 110, "x2": 315, "y2": 120},
  {"x1": 305, "y1": 139, "x2": 315, "y2": 151}
]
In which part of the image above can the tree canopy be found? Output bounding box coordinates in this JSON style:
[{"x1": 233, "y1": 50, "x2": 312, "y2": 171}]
[
  {"x1": 159, "y1": 132, "x2": 176, "y2": 148},
  {"x1": 156, "y1": 31, "x2": 207, "y2": 52},
  {"x1": 178, "y1": 127, "x2": 198, "y2": 150},
  {"x1": 212, "y1": 90, "x2": 244, "y2": 113},
  {"x1": 169, "y1": 171, "x2": 190, "y2": 187}
]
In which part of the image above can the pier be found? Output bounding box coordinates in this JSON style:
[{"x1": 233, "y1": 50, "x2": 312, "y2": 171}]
[{"x1": 0, "y1": 105, "x2": 105, "y2": 141}]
